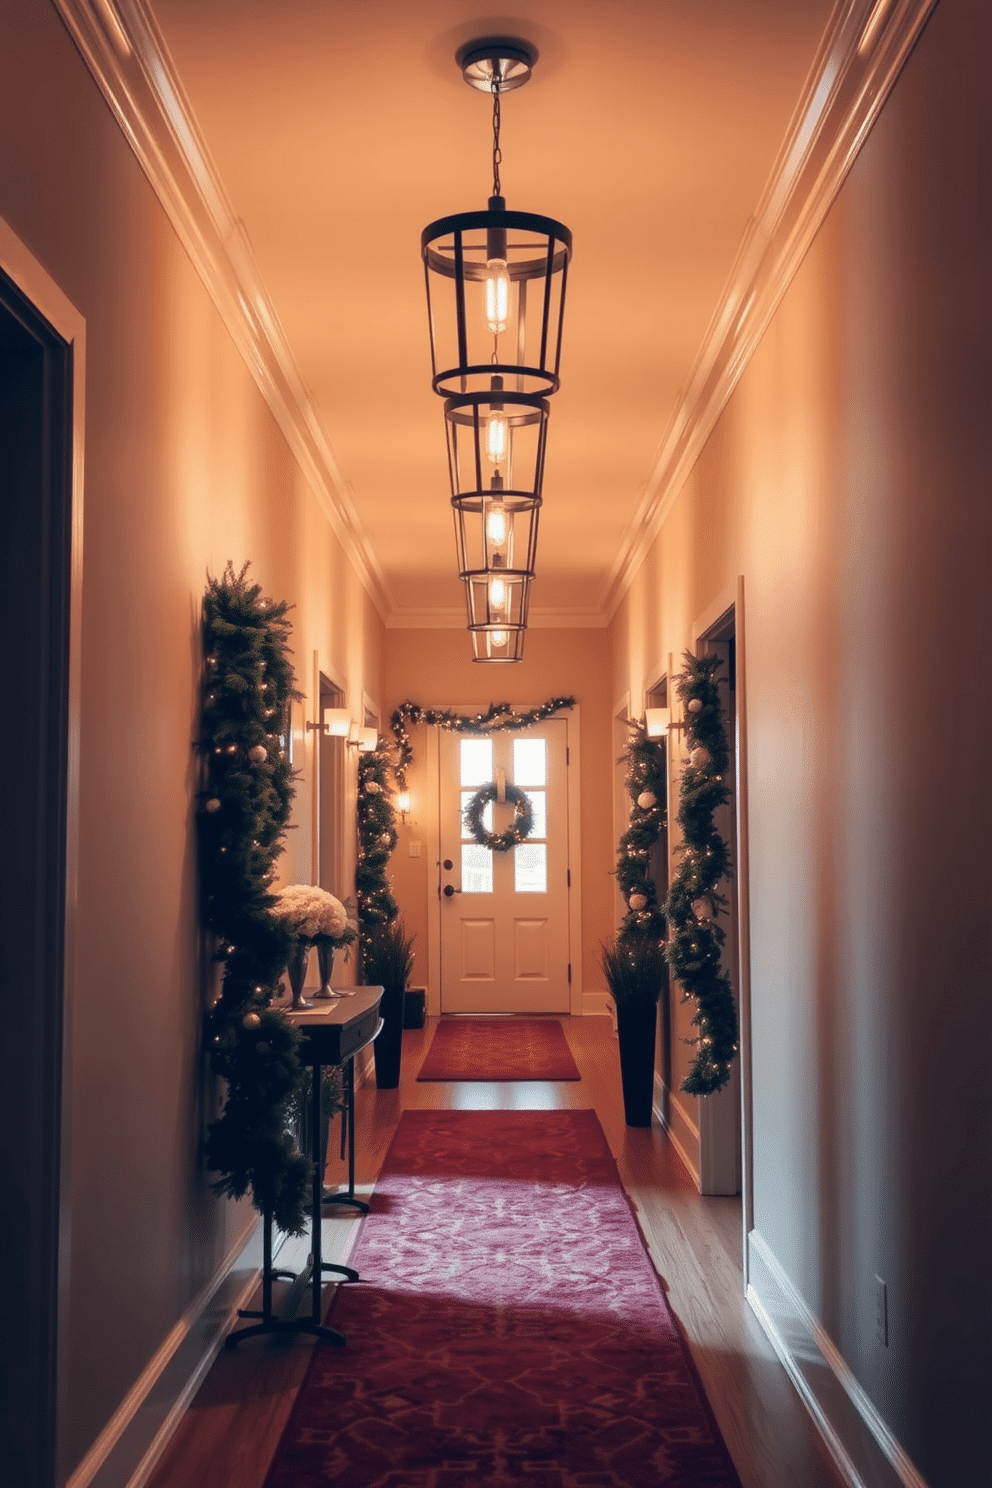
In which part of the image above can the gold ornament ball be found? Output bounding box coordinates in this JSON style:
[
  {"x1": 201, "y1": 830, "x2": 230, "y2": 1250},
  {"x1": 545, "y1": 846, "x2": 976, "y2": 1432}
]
[
  {"x1": 636, "y1": 790, "x2": 656, "y2": 810},
  {"x1": 689, "y1": 745, "x2": 711, "y2": 769},
  {"x1": 242, "y1": 1012, "x2": 262, "y2": 1029},
  {"x1": 248, "y1": 744, "x2": 267, "y2": 764},
  {"x1": 628, "y1": 892, "x2": 648, "y2": 911},
  {"x1": 205, "y1": 797, "x2": 221, "y2": 813},
  {"x1": 687, "y1": 697, "x2": 703, "y2": 713},
  {"x1": 365, "y1": 781, "x2": 381, "y2": 794}
]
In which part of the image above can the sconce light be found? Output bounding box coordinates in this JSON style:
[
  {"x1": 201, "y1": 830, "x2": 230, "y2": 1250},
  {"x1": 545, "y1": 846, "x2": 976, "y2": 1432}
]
[
  {"x1": 644, "y1": 708, "x2": 686, "y2": 738},
  {"x1": 396, "y1": 791, "x2": 411, "y2": 823},
  {"x1": 307, "y1": 706, "x2": 354, "y2": 737},
  {"x1": 346, "y1": 725, "x2": 378, "y2": 753}
]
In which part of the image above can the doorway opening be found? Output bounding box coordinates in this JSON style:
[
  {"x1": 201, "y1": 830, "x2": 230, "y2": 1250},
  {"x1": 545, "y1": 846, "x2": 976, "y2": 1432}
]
[
  {"x1": 697, "y1": 607, "x2": 743, "y2": 1196},
  {"x1": 0, "y1": 266, "x2": 74, "y2": 1488}
]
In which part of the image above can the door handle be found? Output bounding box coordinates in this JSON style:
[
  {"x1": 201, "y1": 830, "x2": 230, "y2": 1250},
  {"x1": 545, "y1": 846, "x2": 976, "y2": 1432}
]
[{"x1": 442, "y1": 884, "x2": 461, "y2": 897}]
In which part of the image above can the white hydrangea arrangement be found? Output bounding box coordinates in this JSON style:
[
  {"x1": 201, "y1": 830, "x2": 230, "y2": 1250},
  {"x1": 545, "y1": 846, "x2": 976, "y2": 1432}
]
[{"x1": 274, "y1": 884, "x2": 357, "y2": 951}]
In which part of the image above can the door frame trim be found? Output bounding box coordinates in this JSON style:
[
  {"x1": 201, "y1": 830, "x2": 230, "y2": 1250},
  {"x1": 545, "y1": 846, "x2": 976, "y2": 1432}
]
[
  {"x1": 0, "y1": 212, "x2": 86, "y2": 1480},
  {"x1": 428, "y1": 706, "x2": 582, "y2": 1016}
]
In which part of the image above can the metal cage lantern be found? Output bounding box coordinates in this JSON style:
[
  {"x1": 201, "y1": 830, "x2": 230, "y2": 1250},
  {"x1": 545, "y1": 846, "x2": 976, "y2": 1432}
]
[
  {"x1": 470, "y1": 624, "x2": 528, "y2": 664},
  {"x1": 465, "y1": 563, "x2": 532, "y2": 664},
  {"x1": 444, "y1": 379, "x2": 548, "y2": 510},
  {"x1": 422, "y1": 200, "x2": 571, "y2": 399}
]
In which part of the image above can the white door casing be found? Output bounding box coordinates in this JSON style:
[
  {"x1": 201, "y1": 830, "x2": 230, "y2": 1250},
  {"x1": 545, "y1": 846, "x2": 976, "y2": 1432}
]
[{"x1": 438, "y1": 718, "x2": 570, "y2": 1013}]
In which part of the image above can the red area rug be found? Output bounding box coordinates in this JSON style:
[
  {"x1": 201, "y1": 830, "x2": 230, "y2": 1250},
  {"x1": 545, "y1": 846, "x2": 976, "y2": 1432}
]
[
  {"x1": 264, "y1": 1109, "x2": 742, "y2": 1488},
  {"x1": 416, "y1": 1017, "x2": 581, "y2": 1081}
]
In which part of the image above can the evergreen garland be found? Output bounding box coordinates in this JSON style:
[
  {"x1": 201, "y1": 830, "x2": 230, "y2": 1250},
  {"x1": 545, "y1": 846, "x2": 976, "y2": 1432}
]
[
  {"x1": 197, "y1": 562, "x2": 311, "y2": 1235},
  {"x1": 663, "y1": 653, "x2": 739, "y2": 1095},
  {"x1": 615, "y1": 725, "x2": 668, "y2": 944},
  {"x1": 356, "y1": 742, "x2": 400, "y2": 934},
  {"x1": 390, "y1": 697, "x2": 575, "y2": 791}
]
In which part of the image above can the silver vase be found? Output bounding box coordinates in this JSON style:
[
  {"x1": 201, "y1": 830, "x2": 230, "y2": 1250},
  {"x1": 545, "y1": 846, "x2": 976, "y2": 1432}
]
[
  {"x1": 287, "y1": 939, "x2": 311, "y2": 1009},
  {"x1": 314, "y1": 940, "x2": 337, "y2": 1000}
]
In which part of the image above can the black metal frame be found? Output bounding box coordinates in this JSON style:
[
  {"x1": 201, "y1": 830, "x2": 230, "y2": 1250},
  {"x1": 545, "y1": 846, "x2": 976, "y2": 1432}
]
[{"x1": 423, "y1": 204, "x2": 571, "y2": 398}]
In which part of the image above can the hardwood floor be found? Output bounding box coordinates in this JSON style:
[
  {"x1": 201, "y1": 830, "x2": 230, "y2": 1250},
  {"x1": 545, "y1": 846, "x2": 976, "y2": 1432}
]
[{"x1": 146, "y1": 1016, "x2": 845, "y2": 1488}]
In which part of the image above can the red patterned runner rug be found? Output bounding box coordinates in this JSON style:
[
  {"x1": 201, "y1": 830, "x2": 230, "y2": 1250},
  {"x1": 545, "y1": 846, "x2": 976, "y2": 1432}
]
[
  {"x1": 416, "y1": 1017, "x2": 581, "y2": 1081},
  {"x1": 264, "y1": 1109, "x2": 742, "y2": 1488}
]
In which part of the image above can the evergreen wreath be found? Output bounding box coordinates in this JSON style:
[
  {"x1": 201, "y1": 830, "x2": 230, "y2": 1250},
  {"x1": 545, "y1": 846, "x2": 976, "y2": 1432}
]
[
  {"x1": 464, "y1": 781, "x2": 535, "y2": 852},
  {"x1": 615, "y1": 724, "x2": 667, "y2": 943},
  {"x1": 663, "y1": 652, "x2": 739, "y2": 1095},
  {"x1": 390, "y1": 697, "x2": 575, "y2": 792},
  {"x1": 197, "y1": 562, "x2": 311, "y2": 1234},
  {"x1": 355, "y1": 741, "x2": 400, "y2": 934}
]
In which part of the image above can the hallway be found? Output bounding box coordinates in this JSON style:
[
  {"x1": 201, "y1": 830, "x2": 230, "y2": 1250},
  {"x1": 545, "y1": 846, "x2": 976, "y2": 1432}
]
[{"x1": 147, "y1": 1017, "x2": 844, "y2": 1488}]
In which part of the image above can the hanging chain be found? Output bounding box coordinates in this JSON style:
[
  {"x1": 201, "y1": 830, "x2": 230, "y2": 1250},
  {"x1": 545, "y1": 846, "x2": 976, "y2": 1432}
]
[{"x1": 491, "y1": 74, "x2": 502, "y2": 199}]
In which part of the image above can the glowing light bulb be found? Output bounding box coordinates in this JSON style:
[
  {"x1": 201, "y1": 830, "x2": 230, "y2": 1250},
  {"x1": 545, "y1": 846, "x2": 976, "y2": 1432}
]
[
  {"x1": 485, "y1": 258, "x2": 509, "y2": 335},
  {"x1": 486, "y1": 503, "x2": 507, "y2": 547},
  {"x1": 488, "y1": 574, "x2": 507, "y2": 611},
  {"x1": 491, "y1": 630, "x2": 507, "y2": 648},
  {"x1": 485, "y1": 408, "x2": 508, "y2": 465}
]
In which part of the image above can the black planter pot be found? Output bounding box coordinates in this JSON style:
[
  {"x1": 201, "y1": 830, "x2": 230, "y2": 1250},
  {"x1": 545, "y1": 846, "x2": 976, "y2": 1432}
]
[
  {"x1": 373, "y1": 985, "x2": 405, "y2": 1089},
  {"x1": 615, "y1": 998, "x2": 657, "y2": 1127}
]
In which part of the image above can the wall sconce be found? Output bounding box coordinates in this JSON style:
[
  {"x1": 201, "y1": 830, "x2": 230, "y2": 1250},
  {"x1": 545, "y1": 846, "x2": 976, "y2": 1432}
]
[
  {"x1": 396, "y1": 791, "x2": 411, "y2": 822},
  {"x1": 346, "y1": 725, "x2": 378, "y2": 753},
  {"x1": 307, "y1": 707, "x2": 354, "y2": 737},
  {"x1": 645, "y1": 708, "x2": 686, "y2": 738}
]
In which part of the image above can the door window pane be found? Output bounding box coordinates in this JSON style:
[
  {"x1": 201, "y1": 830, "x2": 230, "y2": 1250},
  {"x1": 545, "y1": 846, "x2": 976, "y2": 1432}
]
[
  {"x1": 515, "y1": 843, "x2": 547, "y2": 893},
  {"x1": 513, "y1": 737, "x2": 546, "y2": 786},
  {"x1": 461, "y1": 738, "x2": 493, "y2": 787},
  {"x1": 461, "y1": 791, "x2": 493, "y2": 838},
  {"x1": 524, "y1": 789, "x2": 546, "y2": 841},
  {"x1": 462, "y1": 843, "x2": 493, "y2": 894}
]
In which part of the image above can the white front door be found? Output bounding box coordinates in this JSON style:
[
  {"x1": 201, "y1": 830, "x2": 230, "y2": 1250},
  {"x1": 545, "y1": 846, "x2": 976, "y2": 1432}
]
[{"x1": 438, "y1": 719, "x2": 570, "y2": 1013}]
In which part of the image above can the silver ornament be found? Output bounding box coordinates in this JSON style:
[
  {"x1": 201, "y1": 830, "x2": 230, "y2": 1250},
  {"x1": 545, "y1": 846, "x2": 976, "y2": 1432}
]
[
  {"x1": 689, "y1": 746, "x2": 711, "y2": 769},
  {"x1": 628, "y1": 892, "x2": 648, "y2": 911},
  {"x1": 248, "y1": 744, "x2": 267, "y2": 764},
  {"x1": 242, "y1": 1012, "x2": 262, "y2": 1029},
  {"x1": 687, "y1": 698, "x2": 703, "y2": 713},
  {"x1": 636, "y1": 790, "x2": 656, "y2": 810},
  {"x1": 205, "y1": 797, "x2": 221, "y2": 813}
]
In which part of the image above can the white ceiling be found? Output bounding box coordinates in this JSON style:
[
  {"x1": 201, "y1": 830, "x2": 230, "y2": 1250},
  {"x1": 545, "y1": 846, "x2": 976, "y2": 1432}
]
[{"x1": 147, "y1": 0, "x2": 836, "y2": 625}]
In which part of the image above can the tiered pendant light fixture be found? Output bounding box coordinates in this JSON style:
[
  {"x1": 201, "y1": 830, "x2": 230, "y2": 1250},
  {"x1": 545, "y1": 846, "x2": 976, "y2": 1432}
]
[{"x1": 422, "y1": 38, "x2": 570, "y2": 661}]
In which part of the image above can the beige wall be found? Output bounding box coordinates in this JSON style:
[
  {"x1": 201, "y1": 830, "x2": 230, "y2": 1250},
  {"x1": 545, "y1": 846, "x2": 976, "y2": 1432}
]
[
  {"x1": 0, "y1": 3, "x2": 382, "y2": 1478},
  {"x1": 381, "y1": 627, "x2": 615, "y2": 1002},
  {"x1": 610, "y1": 3, "x2": 990, "y2": 1483}
]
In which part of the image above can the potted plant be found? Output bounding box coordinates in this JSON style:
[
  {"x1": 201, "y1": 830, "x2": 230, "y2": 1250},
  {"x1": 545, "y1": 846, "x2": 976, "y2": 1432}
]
[
  {"x1": 361, "y1": 918, "x2": 416, "y2": 1089},
  {"x1": 601, "y1": 933, "x2": 666, "y2": 1126}
]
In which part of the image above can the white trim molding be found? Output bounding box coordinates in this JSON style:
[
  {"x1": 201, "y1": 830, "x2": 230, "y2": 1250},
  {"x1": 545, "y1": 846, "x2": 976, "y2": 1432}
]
[
  {"x1": 65, "y1": 1217, "x2": 264, "y2": 1488},
  {"x1": 52, "y1": 0, "x2": 391, "y2": 619},
  {"x1": 747, "y1": 1230, "x2": 932, "y2": 1488},
  {"x1": 653, "y1": 1073, "x2": 701, "y2": 1190},
  {"x1": 599, "y1": 0, "x2": 938, "y2": 619}
]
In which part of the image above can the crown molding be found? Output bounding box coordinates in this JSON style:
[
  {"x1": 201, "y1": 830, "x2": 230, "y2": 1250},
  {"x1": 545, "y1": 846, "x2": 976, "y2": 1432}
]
[
  {"x1": 599, "y1": 0, "x2": 938, "y2": 620},
  {"x1": 53, "y1": 0, "x2": 393, "y2": 618}
]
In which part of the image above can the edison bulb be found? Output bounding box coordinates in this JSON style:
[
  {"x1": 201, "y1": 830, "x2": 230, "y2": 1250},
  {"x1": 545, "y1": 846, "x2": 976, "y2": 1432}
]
[
  {"x1": 491, "y1": 630, "x2": 507, "y2": 648},
  {"x1": 486, "y1": 503, "x2": 508, "y2": 547},
  {"x1": 488, "y1": 574, "x2": 507, "y2": 611},
  {"x1": 485, "y1": 409, "x2": 508, "y2": 465},
  {"x1": 485, "y1": 258, "x2": 509, "y2": 335}
]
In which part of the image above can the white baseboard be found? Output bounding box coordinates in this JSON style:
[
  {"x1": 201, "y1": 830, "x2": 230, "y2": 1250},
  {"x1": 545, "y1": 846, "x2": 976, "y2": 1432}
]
[
  {"x1": 66, "y1": 1214, "x2": 265, "y2": 1488},
  {"x1": 652, "y1": 1072, "x2": 700, "y2": 1187},
  {"x1": 69, "y1": 1047, "x2": 379, "y2": 1488},
  {"x1": 746, "y1": 1230, "x2": 930, "y2": 1488},
  {"x1": 581, "y1": 990, "x2": 613, "y2": 1019}
]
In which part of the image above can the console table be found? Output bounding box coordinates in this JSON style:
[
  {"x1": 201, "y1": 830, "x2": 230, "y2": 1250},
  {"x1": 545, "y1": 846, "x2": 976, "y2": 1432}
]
[{"x1": 226, "y1": 985, "x2": 383, "y2": 1349}]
